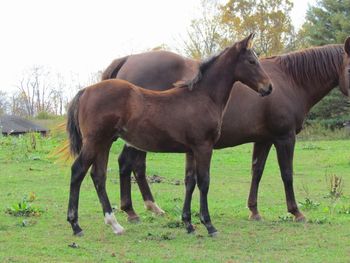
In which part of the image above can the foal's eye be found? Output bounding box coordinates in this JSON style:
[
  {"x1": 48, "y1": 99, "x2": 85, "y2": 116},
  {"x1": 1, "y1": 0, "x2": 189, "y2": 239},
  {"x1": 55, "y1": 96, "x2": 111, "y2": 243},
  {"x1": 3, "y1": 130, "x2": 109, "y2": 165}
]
[{"x1": 248, "y1": 59, "x2": 256, "y2": 65}]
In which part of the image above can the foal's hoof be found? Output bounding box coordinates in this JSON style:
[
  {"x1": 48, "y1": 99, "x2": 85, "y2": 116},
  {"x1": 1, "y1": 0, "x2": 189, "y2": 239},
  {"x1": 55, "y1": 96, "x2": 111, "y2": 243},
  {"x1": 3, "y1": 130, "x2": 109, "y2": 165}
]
[
  {"x1": 113, "y1": 228, "x2": 125, "y2": 235},
  {"x1": 186, "y1": 224, "x2": 195, "y2": 234},
  {"x1": 294, "y1": 214, "x2": 306, "y2": 222},
  {"x1": 208, "y1": 226, "x2": 218, "y2": 237},
  {"x1": 209, "y1": 231, "x2": 219, "y2": 238},
  {"x1": 249, "y1": 213, "x2": 262, "y2": 221},
  {"x1": 127, "y1": 215, "x2": 140, "y2": 223},
  {"x1": 74, "y1": 230, "x2": 84, "y2": 237}
]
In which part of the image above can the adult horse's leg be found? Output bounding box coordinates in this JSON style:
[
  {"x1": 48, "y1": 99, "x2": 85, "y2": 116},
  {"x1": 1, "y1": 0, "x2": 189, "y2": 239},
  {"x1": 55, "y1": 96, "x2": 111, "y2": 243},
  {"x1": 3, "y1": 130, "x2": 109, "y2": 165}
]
[
  {"x1": 118, "y1": 145, "x2": 164, "y2": 222},
  {"x1": 91, "y1": 145, "x2": 124, "y2": 235},
  {"x1": 274, "y1": 134, "x2": 305, "y2": 222},
  {"x1": 182, "y1": 152, "x2": 197, "y2": 233},
  {"x1": 118, "y1": 145, "x2": 139, "y2": 222},
  {"x1": 132, "y1": 150, "x2": 164, "y2": 215},
  {"x1": 194, "y1": 145, "x2": 217, "y2": 236},
  {"x1": 247, "y1": 142, "x2": 272, "y2": 221},
  {"x1": 67, "y1": 146, "x2": 94, "y2": 236}
]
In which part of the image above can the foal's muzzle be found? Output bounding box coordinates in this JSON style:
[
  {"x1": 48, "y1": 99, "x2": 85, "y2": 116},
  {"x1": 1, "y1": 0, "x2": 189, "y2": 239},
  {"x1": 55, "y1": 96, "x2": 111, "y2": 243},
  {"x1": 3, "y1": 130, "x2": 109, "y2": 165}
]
[{"x1": 259, "y1": 83, "x2": 273, "y2": 97}]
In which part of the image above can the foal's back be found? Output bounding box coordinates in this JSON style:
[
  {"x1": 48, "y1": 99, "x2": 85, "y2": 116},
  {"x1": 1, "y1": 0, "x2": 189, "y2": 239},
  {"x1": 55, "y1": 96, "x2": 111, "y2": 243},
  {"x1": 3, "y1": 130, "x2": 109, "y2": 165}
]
[{"x1": 79, "y1": 79, "x2": 220, "y2": 153}]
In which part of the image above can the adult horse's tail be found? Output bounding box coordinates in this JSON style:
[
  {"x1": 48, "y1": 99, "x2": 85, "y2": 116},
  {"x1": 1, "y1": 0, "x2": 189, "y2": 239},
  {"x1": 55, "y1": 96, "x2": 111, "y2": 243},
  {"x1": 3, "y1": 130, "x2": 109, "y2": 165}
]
[
  {"x1": 101, "y1": 56, "x2": 129, "y2": 80},
  {"x1": 67, "y1": 89, "x2": 85, "y2": 156}
]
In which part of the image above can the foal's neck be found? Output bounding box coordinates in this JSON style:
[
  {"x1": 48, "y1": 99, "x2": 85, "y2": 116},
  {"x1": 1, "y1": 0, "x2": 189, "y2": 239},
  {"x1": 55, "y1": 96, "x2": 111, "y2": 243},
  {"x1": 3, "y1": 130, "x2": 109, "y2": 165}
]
[{"x1": 197, "y1": 54, "x2": 238, "y2": 112}]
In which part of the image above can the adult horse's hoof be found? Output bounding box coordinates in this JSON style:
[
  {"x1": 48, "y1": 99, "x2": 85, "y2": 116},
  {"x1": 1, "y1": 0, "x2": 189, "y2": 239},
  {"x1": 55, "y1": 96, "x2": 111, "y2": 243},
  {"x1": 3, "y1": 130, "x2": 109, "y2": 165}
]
[
  {"x1": 249, "y1": 213, "x2": 262, "y2": 221},
  {"x1": 294, "y1": 214, "x2": 306, "y2": 222},
  {"x1": 144, "y1": 201, "x2": 165, "y2": 215},
  {"x1": 127, "y1": 215, "x2": 140, "y2": 223},
  {"x1": 74, "y1": 230, "x2": 84, "y2": 237}
]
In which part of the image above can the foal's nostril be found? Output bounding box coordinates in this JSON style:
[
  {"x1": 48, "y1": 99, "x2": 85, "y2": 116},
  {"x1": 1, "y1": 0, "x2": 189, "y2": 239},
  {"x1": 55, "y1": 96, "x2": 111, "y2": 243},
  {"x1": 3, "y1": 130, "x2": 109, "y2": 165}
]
[
  {"x1": 260, "y1": 84, "x2": 272, "y2": 97},
  {"x1": 268, "y1": 84, "x2": 273, "y2": 92}
]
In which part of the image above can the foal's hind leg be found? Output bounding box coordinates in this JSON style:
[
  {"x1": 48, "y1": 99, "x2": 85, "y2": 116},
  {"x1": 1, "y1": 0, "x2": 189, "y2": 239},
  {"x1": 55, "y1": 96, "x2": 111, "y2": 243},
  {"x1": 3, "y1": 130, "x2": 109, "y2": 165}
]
[
  {"x1": 248, "y1": 142, "x2": 272, "y2": 221},
  {"x1": 274, "y1": 134, "x2": 305, "y2": 222},
  {"x1": 67, "y1": 147, "x2": 94, "y2": 236},
  {"x1": 92, "y1": 145, "x2": 124, "y2": 235}
]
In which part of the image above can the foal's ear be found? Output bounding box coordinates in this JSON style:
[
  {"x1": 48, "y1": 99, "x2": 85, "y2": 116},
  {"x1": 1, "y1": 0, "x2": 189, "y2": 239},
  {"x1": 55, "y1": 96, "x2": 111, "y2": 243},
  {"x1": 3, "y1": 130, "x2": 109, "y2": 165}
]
[
  {"x1": 345, "y1": 36, "x2": 350, "y2": 56},
  {"x1": 239, "y1": 33, "x2": 255, "y2": 50}
]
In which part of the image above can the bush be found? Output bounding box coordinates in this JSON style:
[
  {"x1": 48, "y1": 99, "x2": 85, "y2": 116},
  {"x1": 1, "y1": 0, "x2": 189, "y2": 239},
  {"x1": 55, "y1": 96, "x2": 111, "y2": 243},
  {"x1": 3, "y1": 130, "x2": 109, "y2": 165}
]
[{"x1": 36, "y1": 111, "x2": 53, "y2": 120}]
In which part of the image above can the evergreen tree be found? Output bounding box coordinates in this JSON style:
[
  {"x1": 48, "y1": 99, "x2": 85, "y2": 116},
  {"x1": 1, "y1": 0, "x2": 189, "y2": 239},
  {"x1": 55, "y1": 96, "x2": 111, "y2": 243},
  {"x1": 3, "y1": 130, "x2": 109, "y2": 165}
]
[{"x1": 300, "y1": 0, "x2": 350, "y2": 128}]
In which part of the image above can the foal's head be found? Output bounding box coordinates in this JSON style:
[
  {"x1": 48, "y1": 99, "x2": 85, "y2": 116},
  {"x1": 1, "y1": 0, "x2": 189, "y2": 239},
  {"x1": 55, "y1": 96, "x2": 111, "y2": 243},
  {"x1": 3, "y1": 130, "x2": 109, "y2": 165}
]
[
  {"x1": 228, "y1": 33, "x2": 272, "y2": 96},
  {"x1": 339, "y1": 37, "x2": 350, "y2": 96}
]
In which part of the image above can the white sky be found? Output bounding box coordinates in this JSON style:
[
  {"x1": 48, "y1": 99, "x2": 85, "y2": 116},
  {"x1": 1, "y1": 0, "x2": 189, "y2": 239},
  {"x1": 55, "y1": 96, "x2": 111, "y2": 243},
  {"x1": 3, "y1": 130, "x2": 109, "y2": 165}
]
[{"x1": 0, "y1": 0, "x2": 316, "y2": 94}]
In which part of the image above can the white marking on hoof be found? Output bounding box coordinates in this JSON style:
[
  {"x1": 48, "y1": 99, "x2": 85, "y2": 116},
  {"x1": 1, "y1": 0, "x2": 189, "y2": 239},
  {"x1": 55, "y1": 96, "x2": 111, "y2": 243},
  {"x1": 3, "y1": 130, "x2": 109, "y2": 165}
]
[
  {"x1": 144, "y1": 201, "x2": 165, "y2": 215},
  {"x1": 104, "y1": 212, "x2": 125, "y2": 235}
]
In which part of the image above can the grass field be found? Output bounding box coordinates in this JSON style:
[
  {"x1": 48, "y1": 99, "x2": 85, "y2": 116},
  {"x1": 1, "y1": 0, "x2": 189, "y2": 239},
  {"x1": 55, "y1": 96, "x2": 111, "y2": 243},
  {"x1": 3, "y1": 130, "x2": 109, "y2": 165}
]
[{"x1": 0, "y1": 132, "x2": 350, "y2": 262}]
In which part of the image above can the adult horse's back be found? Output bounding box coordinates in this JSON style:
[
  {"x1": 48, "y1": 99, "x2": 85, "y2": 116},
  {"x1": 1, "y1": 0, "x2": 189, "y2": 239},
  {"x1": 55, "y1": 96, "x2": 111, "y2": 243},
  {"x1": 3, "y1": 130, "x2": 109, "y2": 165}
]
[
  {"x1": 102, "y1": 51, "x2": 198, "y2": 90},
  {"x1": 103, "y1": 37, "x2": 350, "y2": 222}
]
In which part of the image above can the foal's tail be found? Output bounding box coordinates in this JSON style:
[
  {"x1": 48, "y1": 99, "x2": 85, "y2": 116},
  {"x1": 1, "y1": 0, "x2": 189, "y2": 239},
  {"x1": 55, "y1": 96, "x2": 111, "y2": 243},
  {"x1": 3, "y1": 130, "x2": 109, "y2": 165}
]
[
  {"x1": 101, "y1": 55, "x2": 129, "y2": 80},
  {"x1": 67, "y1": 89, "x2": 85, "y2": 156}
]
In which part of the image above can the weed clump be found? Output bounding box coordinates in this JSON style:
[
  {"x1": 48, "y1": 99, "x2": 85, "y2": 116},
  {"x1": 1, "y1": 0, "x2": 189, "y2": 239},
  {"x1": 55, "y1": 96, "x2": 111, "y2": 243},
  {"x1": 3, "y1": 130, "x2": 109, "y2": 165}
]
[{"x1": 5, "y1": 193, "x2": 43, "y2": 217}]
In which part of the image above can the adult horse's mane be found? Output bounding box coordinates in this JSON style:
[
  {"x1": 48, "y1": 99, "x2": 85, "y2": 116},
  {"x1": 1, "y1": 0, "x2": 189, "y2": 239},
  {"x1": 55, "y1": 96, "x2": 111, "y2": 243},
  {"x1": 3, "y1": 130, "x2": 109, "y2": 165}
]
[
  {"x1": 272, "y1": 44, "x2": 344, "y2": 86},
  {"x1": 175, "y1": 48, "x2": 229, "y2": 90}
]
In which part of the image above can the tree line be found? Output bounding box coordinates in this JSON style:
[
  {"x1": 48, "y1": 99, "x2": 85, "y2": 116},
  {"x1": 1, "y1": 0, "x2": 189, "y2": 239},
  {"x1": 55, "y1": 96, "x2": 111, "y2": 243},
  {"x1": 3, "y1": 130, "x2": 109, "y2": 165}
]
[
  {"x1": 0, "y1": 67, "x2": 101, "y2": 118},
  {"x1": 1, "y1": 0, "x2": 349, "y2": 127}
]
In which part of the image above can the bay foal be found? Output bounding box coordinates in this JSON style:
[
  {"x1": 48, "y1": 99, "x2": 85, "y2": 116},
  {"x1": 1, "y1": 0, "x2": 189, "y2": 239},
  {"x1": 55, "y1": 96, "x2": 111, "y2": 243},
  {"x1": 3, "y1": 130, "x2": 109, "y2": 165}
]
[{"x1": 66, "y1": 34, "x2": 272, "y2": 236}]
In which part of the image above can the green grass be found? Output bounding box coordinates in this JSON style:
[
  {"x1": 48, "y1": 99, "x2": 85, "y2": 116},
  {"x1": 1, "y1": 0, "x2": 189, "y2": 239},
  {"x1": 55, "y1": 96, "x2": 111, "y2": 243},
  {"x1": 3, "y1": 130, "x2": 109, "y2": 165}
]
[{"x1": 0, "y1": 134, "x2": 350, "y2": 262}]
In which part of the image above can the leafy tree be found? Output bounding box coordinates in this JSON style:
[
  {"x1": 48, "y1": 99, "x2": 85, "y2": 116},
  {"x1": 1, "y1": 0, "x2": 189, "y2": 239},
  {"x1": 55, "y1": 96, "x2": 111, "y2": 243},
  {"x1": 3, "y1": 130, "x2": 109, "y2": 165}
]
[
  {"x1": 220, "y1": 0, "x2": 294, "y2": 56},
  {"x1": 301, "y1": 0, "x2": 350, "y2": 46},
  {"x1": 300, "y1": 0, "x2": 350, "y2": 128},
  {"x1": 307, "y1": 89, "x2": 350, "y2": 129}
]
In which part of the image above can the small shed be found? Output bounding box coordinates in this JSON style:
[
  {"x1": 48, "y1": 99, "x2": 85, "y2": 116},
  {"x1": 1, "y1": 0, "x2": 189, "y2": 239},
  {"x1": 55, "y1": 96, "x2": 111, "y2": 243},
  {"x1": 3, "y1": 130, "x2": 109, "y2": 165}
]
[{"x1": 0, "y1": 115, "x2": 49, "y2": 136}]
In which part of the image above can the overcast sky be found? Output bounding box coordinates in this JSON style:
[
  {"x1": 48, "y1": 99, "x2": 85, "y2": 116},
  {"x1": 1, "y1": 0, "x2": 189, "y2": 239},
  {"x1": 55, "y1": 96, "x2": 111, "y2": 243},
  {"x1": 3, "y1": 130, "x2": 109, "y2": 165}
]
[{"x1": 0, "y1": 0, "x2": 316, "y2": 93}]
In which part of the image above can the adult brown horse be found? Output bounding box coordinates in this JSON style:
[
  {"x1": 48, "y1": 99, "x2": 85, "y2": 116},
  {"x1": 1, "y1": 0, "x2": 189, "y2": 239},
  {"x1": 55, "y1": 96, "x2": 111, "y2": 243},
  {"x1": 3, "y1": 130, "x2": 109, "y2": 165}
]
[
  {"x1": 102, "y1": 37, "x2": 350, "y2": 223},
  {"x1": 66, "y1": 34, "x2": 272, "y2": 236}
]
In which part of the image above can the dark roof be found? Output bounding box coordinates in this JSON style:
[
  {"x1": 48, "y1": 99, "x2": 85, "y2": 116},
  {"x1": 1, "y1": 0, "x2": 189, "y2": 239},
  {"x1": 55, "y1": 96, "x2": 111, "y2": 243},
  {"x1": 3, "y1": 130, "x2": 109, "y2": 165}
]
[{"x1": 0, "y1": 115, "x2": 49, "y2": 135}]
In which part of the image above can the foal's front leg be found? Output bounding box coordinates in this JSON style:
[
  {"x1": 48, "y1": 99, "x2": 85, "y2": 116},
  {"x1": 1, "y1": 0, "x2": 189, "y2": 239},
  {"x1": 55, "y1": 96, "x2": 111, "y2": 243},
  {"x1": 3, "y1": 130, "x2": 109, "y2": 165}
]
[
  {"x1": 182, "y1": 152, "x2": 197, "y2": 233},
  {"x1": 193, "y1": 145, "x2": 217, "y2": 236}
]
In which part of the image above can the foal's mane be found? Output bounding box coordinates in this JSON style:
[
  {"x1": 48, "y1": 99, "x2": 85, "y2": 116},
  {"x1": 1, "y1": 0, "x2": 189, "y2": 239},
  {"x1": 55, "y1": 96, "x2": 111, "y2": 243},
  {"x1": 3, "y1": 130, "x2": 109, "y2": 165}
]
[
  {"x1": 272, "y1": 44, "x2": 344, "y2": 86},
  {"x1": 175, "y1": 48, "x2": 229, "y2": 90}
]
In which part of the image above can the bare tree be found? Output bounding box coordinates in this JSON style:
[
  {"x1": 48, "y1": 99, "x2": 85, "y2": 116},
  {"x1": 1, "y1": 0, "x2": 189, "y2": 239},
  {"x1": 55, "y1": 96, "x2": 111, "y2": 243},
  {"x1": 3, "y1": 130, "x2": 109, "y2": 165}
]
[
  {"x1": 0, "y1": 91, "x2": 9, "y2": 115},
  {"x1": 180, "y1": 0, "x2": 227, "y2": 59},
  {"x1": 10, "y1": 91, "x2": 28, "y2": 117},
  {"x1": 16, "y1": 66, "x2": 54, "y2": 116}
]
